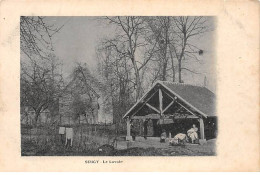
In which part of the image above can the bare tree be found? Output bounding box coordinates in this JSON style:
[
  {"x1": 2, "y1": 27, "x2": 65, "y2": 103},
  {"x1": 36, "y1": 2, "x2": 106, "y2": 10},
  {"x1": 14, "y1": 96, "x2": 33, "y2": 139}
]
[
  {"x1": 20, "y1": 16, "x2": 66, "y2": 126},
  {"x1": 169, "y1": 16, "x2": 209, "y2": 83},
  {"x1": 102, "y1": 16, "x2": 151, "y2": 100},
  {"x1": 96, "y1": 16, "x2": 211, "y2": 128},
  {"x1": 20, "y1": 55, "x2": 63, "y2": 126},
  {"x1": 144, "y1": 16, "x2": 209, "y2": 83},
  {"x1": 97, "y1": 42, "x2": 135, "y2": 127},
  {"x1": 145, "y1": 17, "x2": 171, "y2": 81},
  {"x1": 20, "y1": 16, "x2": 64, "y2": 60}
]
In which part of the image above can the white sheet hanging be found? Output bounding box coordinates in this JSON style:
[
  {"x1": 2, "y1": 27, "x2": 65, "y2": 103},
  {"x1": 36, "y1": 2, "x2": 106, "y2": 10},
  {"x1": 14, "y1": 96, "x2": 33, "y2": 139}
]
[
  {"x1": 65, "y1": 127, "x2": 73, "y2": 146},
  {"x1": 58, "y1": 127, "x2": 66, "y2": 134}
]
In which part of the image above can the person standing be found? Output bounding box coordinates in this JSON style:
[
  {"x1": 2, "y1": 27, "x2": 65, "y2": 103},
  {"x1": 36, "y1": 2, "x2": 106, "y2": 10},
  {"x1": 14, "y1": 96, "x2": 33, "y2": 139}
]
[
  {"x1": 143, "y1": 119, "x2": 148, "y2": 140},
  {"x1": 130, "y1": 122, "x2": 136, "y2": 141},
  {"x1": 160, "y1": 129, "x2": 167, "y2": 143}
]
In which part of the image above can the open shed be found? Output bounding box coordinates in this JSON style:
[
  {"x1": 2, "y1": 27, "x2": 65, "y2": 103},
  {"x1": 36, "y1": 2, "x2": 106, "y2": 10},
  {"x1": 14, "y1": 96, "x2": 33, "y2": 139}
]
[{"x1": 122, "y1": 81, "x2": 217, "y2": 144}]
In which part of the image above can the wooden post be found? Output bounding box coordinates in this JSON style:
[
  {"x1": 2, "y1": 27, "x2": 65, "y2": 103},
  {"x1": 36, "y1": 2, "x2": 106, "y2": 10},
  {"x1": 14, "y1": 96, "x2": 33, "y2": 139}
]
[
  {"x1": 199, "y1": 117, "x2": 206, "y2": 144},
  {"x1": 159, "y1": 88, "x2": 164, "y2": 125},
  {"x1": 199, "y1": 118, "x2": 205, "y2": 139},
  {"x1": 126, "y1": 117, "x2": 131, "y2": 141},
  {"x1": 139, "y1": 120, "x2": 142, "y2": 135},
  {"x1": 159, "y1": 89, "x2": 163, "y2": 115}
]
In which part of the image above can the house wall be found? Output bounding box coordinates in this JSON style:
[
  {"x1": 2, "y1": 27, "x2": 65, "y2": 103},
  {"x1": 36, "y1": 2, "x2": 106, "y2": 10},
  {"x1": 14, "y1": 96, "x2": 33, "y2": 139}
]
[
  {"x1": 97, "y1": 94, "x2": 113, "y2": 124},
  {"x1": 58, "y1": 76, "x2": 113, "y2": 125},
  {"x1": 59, "y1": 93, "x2": 98, "y2": 125}
]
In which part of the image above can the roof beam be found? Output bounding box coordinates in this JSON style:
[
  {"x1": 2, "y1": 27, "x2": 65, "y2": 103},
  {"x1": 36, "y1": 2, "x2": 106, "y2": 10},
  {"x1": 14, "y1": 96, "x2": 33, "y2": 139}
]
[
  {"x1": 159, "y1": 82, "x2": 208, "y2": 117},
  {"x1": 162, "y1": 100, "x2": 175, "y2": 113},
  {"x1": 176, "y1": 101, "x2": 198, "y2": 117},
  {"x1": 160, "y1": 88, "x2": 200, "y2": 117},
  {"x1": 130, "y1": 89, "x2": 159, "y2": 117},
  {"x1": 146, "y1": 103, "x2": 160, "y2": 114},
  {"x1": 132, "y1": 115, "x2": 160, "y2": 120}
]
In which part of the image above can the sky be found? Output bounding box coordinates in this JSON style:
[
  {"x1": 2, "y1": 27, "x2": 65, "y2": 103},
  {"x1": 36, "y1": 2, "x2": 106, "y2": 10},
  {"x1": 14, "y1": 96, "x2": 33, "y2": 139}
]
[
  {"x1": 45, "y1": 17, "x2": 216, "y2": 92},
  {"x1": 47, "y1": 17, "x2": 113, "y2": 73}
]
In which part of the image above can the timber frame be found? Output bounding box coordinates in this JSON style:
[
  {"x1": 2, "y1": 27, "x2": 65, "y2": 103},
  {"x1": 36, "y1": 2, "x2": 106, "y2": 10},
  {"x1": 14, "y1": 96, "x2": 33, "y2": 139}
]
[{"x1": 123, "y1": 81, "x2": 216, "y2": 143}]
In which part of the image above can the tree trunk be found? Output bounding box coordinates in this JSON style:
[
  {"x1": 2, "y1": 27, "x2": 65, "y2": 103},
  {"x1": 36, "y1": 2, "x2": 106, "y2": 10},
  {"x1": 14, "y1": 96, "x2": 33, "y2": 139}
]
[
  {"x1": 178, "y1": 59, "x2": 182, "y2": 83},
  {"x1": 162, "y1": 18, "x2": 169, "y2": 81},
  {"x1": 132, "y1": 59, "x2": 141, "y2": 101},
  {"x1": 162, "y1": 61, "x2": 167, "y2": 81},
  {"x1": 168, "y1": 43, "x2": 176, "y2": 82},
  {"x1": 178, "y1": 29, "x2": 187, "y2": 83},
  {"x1": 171, "y1": 54, "x2": 175, "y2": 82}
]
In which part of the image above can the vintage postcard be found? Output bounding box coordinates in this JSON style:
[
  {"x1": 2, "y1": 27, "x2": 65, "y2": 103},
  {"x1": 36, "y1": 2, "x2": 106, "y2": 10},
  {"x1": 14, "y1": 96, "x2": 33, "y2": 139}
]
[{"x1": 0, "y1": 0, "x2": 259, "y2": 172}]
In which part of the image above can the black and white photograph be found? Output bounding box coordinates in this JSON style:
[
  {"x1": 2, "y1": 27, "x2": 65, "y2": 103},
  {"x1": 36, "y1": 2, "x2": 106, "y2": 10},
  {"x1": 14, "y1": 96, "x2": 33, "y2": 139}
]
[{"x1": 20, "y1": 16, "x2": 217, "y2": 156}]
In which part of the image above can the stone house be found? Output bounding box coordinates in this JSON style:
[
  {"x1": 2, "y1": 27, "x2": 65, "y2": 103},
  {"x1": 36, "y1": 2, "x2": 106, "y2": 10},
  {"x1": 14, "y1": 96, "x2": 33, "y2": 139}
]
[{"x1": 59, "y1": 66, "x2": 113, "y2": 126}]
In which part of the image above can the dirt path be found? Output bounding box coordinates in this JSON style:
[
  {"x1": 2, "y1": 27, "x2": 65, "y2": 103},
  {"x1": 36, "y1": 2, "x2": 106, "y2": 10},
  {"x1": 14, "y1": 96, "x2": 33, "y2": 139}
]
[{"x1": 115, "y1": 137, "x2": 216, "y2": 156}]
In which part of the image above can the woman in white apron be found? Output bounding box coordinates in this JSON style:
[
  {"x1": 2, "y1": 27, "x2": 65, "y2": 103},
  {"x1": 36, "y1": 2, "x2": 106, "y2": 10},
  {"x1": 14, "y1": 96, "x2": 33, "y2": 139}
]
[{"x1": 187, "y1": 124, "x2": 198, "y2": 144}]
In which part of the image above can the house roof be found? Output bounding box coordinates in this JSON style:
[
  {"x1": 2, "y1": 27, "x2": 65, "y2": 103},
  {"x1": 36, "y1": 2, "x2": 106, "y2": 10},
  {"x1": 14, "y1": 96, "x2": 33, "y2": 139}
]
[
  {"x1": 161, "y1": 81, "x2": 216, "y2": 117},
  {"x1": 60, "y1": 65, "x2": 108, "y2": 98},
  {"x1": 123, "y1": 81, "x2": 216, "y2": 118}
]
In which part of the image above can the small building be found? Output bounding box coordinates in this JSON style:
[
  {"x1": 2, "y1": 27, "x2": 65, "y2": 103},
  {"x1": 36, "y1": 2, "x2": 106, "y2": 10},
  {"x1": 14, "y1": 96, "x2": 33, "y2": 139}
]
[
  {"x1": 59, "y1": 66, "x2": 113, "y2": 126},
  {"x1": 122, "y1": 81, "x2": 217, "y2": 144}
]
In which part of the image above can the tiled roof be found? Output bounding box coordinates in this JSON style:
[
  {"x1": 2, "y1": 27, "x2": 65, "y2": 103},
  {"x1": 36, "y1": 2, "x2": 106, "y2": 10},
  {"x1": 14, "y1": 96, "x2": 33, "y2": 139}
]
[
  {"x1": 161, "y1": 81, "x2": 216, "y2": 117},
  {"x1": 123, "y1": 81, "x2": 217, "y2": 118}
]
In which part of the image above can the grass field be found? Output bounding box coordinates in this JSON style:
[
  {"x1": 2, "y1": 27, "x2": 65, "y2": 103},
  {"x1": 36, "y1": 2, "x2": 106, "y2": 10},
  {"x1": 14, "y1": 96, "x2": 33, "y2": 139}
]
[{"x1": 21, "y1": 130, "x2": 216, "y2": 156}]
